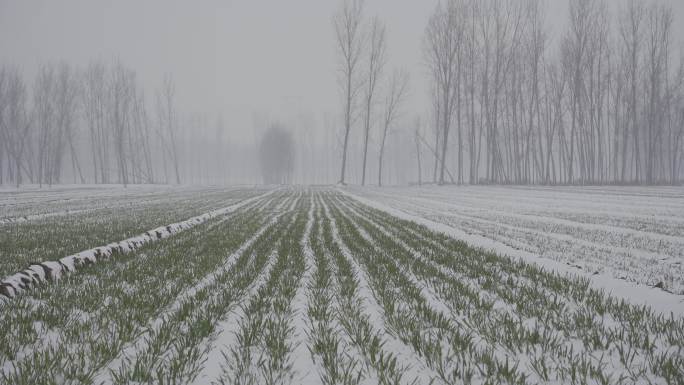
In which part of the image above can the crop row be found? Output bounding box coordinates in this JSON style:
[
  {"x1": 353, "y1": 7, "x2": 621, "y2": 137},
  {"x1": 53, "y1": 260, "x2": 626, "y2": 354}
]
[
  {"x1": 0, "y1": 185, "x2": 258, "y2": 220},
  {"x1": 349, "y1": 187, "x2": 684, "y2": 295},
  {"x1": 0, "y1": 187, "x2": 267, "y2": 278},
  {"x1": 1, "y1": 188, "x2": 681, "y2": 385},
  {"x1": 0, "y1": 191, "x2": 294, "y2": 384},
  {"x1": 329, "y1": 192, "x2": 684, "y2": 384}
]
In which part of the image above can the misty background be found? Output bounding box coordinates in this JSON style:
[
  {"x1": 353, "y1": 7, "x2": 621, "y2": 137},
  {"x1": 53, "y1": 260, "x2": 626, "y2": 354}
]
[{"x1": 1, "y1": 0, "x2": 683, "y2": 185}]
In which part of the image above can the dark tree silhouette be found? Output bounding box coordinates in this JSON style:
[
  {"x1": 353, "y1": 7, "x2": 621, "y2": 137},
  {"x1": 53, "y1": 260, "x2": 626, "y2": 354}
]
[{"x1": 259, "y1": 124, "x2": 295, "y2": 185}]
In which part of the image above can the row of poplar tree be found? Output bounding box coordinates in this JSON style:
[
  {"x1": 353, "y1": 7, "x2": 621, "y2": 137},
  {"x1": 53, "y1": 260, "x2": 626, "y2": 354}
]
[
  {"x1": 422, "y1": 0, "x2": 684, "y2": 185},
  {"x1": 0, "y1": 62, "x2": 181, "y2": 187}
]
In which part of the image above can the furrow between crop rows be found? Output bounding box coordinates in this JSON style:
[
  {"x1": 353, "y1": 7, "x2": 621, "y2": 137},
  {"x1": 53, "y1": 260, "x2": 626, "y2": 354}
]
[
  {"x1": 0, "y1": 192, "x2": 284, "y2": 383},
  {"x1": 0, "y1": 189, "x2": 275, "y2": 301},
  {"x1": 338, "y1": 191, "x2": 684, "y2": 384},
  {"x1": 2, "y1": 188, "x2": 682, "y2": 385}
]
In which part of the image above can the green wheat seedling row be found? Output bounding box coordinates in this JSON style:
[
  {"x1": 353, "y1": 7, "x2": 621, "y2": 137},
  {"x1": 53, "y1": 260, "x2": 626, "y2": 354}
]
[
  {"x1": 0, "y1": 194, "x2": 286, "y2": 384},
  {"x1": 0, "y1": 186, "x2": 261, "y2": 221},
  {"x1": 351, "y1": 195, "x2": 684, "y2": 383},
  {"x1": 343, "y1": 197, "x2": 591, "y2": 382},
  {"x1": 337, "y1": 196, "x2": 575, "y2": 381},
  {"x1": 340, "y1": 195, "x2": 605, "y2": 384},
  {"x1": 335, "y1": 192, "x2": 684, "y2": 384},
  {"x1": 0, "y1": 188, "x2": 265, "y2": 277},
  {"x1": 215, "y1": 197, "x2": 308, "y2": 385},
  {"x1": 320, "y1": 196, "x2": 422, "y2": 385},
  {"x1": 111, "y1": 200, "x2": 300, "y2": 384},
  {"x1": 0, "y1": 191, "x2": 280, "y2": 353},
  {"x1": 304, "y1": 194, "x2": 364, "y2": 385},
  {"x1": 328, "y1": 197, "x2": 525, "y2": 384},
  {"x1": 1, "y1": 189, "x2": 681, "y2": 385}
]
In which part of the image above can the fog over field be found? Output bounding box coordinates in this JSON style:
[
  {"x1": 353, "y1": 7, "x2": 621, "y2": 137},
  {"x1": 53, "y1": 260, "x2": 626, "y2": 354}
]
[
  {"x1": 1, "y1": 0, "x2": 684, "y2": 185},
  {"x1": 2, "y1": 2, "x2": 684, "y2": 384}
]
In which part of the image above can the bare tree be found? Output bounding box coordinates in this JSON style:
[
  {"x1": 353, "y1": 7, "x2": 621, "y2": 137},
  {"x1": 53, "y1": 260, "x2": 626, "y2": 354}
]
[
  {"x1": 334, "y1": 0, "x2": 365, "y2": 185},
  {"x1": 465, "y1": 0, "x2": 482, "y2": 184},
  {"x1": 34, "y1": 64, "x2": 58, "y2": 186},
  {"x1": 0, "y1": 68, "x2": 5, "y2": 184},
  {"x1": 522, "y1": 0, "x2": 547, "y2": 184},
  {"x1": 429, "y1": 83, "x2": 442, "y2": 183},
  {"x1": 360, "y1": 16, "x2": 386, "y2": 186},
  {"x1": 424, "y1": 1, "x2": 462, "y2": 185},
  {"x1": 669, "y1": 50, "x2": 684, "y2": 184},
  {"x1": 643, "y1": 3, "x2": 673, "y2": 183},
  {"x1": 109, "y1": 63, "x2": 133, "y2": 186},
  {"x1": 131, "y1": 88, "x2": 154, "y2": 183},
  {"x1": 414, "y1": 118, "x2": 423, "y2": 186},
  {"x1": 561, "y1": 0, "x2": 602, "y2": 183},
  {"x1": 55, "y1": 63, "x2": 84, "y2": 184},
  {"x1": 378, "y1": 70, "x2": 408, "y2": 186},
  {"x1": 618, "y1": 0, "x2": 644, "y2": 183},
  {"x1": 0, "y1": 68, "x2": 6, "y2": 184},
  {"x1": 83, "y1": 62, "x2": 109, "y2": 183},
  {"x1": 0, "y1": 68, "x2": 32, "y2": 186},
  {"x1": 156, "y1": 75, "x2": 181, "y2": 184},
  {"x1": 483, "y1": 0, "x2": 525, "y2": 183}
]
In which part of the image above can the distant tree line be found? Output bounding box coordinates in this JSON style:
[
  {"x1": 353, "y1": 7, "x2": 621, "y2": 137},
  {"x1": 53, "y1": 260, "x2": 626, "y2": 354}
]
[
  {"x1": 423, "y1": 0, "x2": 684, "y2": 185},
  {"x1": 0, "y1": 61, "x2": 185, "y2": 187}
]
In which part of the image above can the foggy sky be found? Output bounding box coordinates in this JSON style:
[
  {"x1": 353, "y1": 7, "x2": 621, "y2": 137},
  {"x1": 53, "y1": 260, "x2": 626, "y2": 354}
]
[{"x1": 1, "y1": 0, "x2": 683, "y2": 144}]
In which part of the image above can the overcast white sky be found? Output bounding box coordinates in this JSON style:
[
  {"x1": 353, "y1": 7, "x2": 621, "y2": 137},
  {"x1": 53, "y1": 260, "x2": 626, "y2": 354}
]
[{"x1": 1, "y1": 0, "x2": 682, "y2": 140}]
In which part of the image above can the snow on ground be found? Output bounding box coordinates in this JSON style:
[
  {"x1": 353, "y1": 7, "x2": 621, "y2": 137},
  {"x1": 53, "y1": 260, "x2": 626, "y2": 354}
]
[
  {"x1": 286, "y1": 194, "x2": 320, "y2": 384},
  {"x1": 0, "y1": 189, "x2": 274, "y2": 300},
  {"x1": 94, "y1": 204, "x2": 282, "y2": 384},
  {"x1": 322, "y1": 198, "x2": 439, "y2": 385},
  {"x1": 343, "y1": 185, "x2": 684, "y2": 315},
  {"x1": 0, "y1": 184, "x2": 261, "y2": 221},
  {"x1": 2, "y1": 188, "x2": 682, "y2": 384}
]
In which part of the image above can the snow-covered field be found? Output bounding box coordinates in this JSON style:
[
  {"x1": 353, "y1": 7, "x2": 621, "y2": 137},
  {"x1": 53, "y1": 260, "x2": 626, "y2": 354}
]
[
  {"x1": 0, "y1": 185, "x2": 268, "y2": 278},
  {"x1": 0, "y1": 184, "x2": 263, "y2": 222},
  {"x1": 347, "y1": 185, "x2": 684, "y2": 296},
  {"x1": 1, "y1": 187, "x2": 682, "y2": 384}
]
